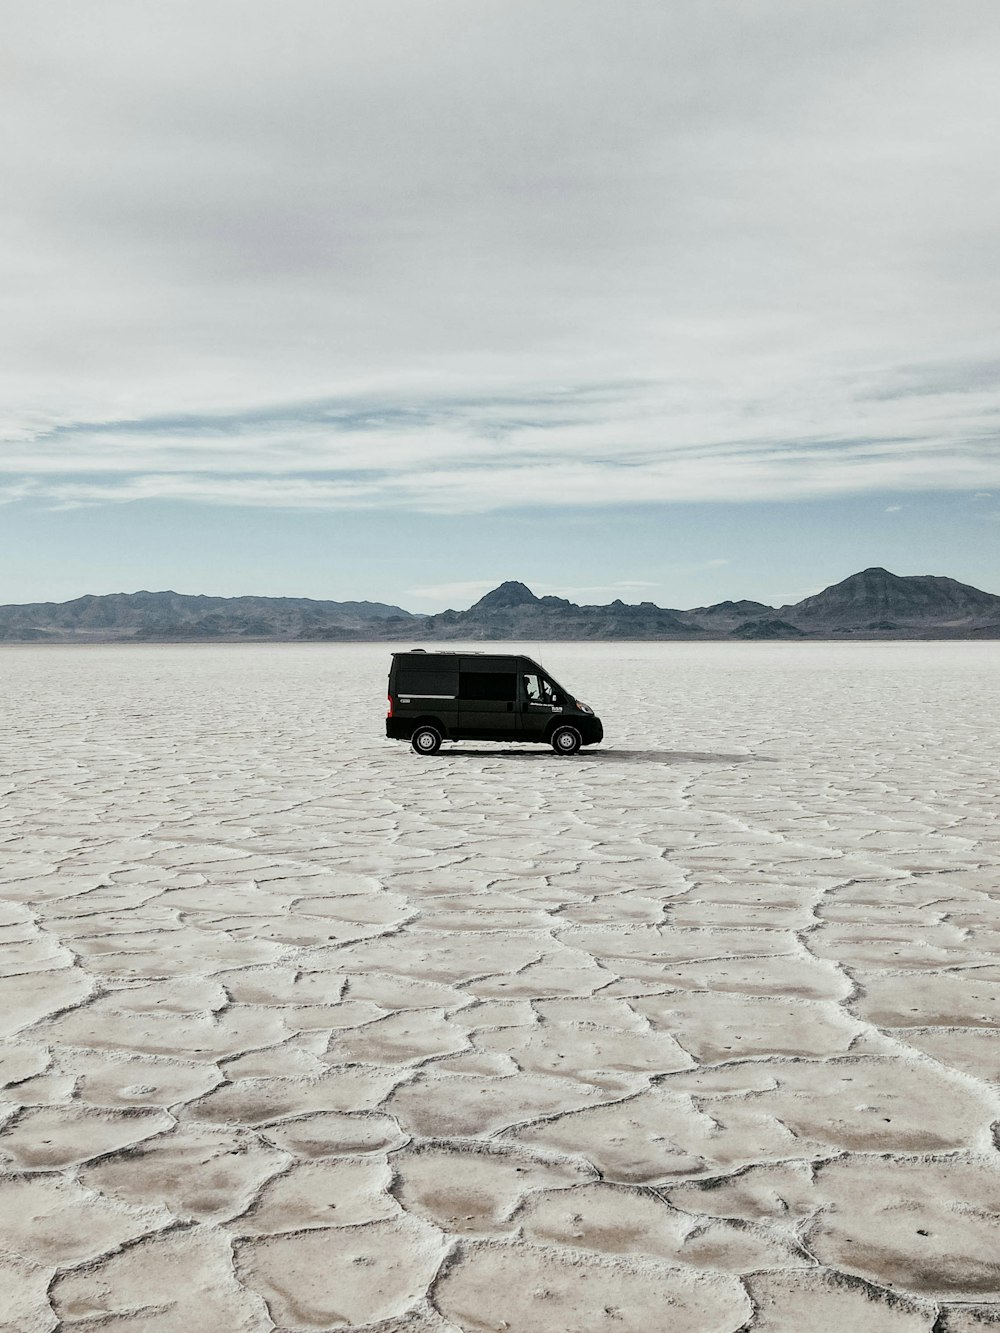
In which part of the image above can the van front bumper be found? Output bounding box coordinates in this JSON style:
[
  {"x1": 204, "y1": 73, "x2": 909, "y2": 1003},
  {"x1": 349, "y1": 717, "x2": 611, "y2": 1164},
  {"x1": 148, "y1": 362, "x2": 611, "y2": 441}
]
[{"x1": 580, "y1": 717, "x2": 604, "y2": 745}]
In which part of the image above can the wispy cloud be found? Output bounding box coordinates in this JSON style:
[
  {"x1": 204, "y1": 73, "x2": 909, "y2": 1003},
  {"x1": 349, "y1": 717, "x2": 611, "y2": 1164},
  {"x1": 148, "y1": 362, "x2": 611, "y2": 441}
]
[
  {"x1": 0, "y1": 481, "x2": 36, "y2": 506},
  {"x1": 404, "y1": 579, "x2": 505, "y2": 606},
  {"x1": 4, "y1": 378, "x2": 1000, "y2": 513}
]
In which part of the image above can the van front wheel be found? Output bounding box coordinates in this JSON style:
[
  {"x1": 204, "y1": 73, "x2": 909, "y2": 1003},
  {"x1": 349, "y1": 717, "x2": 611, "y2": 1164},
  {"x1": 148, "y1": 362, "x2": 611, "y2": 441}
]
[
  {"x1": 411, "y1": 725, "x2": 442, "y2": 755},
  {"x1": 551, "y1": 725, "x2": 582, "y2": 756}
]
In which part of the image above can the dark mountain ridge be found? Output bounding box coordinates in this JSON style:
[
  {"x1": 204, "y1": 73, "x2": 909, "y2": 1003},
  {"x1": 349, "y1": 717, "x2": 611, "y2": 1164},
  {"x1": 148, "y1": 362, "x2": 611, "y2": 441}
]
[
  {"x1": 411, "y1": 582, "x2": 696, "y2": 641},
  {"x1": 1, "y1": 569, "x2": 998, "y2": 642},
  {"x1": 0, "y1": 590, "x2": 416, "y2": 642},
  {"x1": 778, "y1": 567, "x2": 1000, "y2": 632}
]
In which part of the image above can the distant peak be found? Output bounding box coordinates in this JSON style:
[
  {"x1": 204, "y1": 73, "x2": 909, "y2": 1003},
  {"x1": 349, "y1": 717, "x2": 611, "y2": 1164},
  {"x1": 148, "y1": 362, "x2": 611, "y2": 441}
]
[
  {"x1": 821, "y1": 567, "x2": 905, "y2": 593},
  {"x1": 472, "y1": 581, "x2": 539, "y2": 609}
]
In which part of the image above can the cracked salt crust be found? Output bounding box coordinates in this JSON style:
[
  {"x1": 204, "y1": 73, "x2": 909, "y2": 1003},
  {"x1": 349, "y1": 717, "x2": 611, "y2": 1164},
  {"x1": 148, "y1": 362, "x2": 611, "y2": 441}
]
[{"x1": 1, "y1": 640, "x2": 999, "y2": 1331}]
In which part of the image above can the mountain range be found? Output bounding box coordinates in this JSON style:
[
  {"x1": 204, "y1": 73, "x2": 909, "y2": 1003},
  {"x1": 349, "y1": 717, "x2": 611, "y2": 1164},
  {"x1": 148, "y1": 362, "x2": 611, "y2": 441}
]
[{"x1": 1, "y1": 568, "x2": 999, "y2": 642}]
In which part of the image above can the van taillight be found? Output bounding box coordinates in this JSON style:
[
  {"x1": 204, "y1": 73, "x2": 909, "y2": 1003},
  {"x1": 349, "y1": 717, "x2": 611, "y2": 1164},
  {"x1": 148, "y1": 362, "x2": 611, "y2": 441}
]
[{"x1": 387, "y1": 695, "x2": 393, "y2": 718}]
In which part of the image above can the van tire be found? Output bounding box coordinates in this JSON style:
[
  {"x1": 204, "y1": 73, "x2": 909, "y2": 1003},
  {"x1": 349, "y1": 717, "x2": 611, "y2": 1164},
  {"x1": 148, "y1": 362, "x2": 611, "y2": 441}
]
[
  {"x1": 411, "y1": 725, "x2": 442, "y2": 755},
  {"x1": 551, "y1": 725, "x2": 582, "y2": 755}
]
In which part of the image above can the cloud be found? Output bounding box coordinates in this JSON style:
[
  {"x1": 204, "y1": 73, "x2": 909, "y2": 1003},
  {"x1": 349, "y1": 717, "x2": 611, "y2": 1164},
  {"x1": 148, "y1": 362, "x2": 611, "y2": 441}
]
[
  {"x1": 404, "y1": 579, "x2": 506, "y2": 606},
  {"x1": 884, "y1": 504, "x2": 904, "y2": 512},
  {"x1": 5, "y1": 380, "x2": 1000, "y2": 513},
  {"x1": 2, "y1": 2, "x2": 1000, "y2": 514},
  {"x1": 0, "y1": 481, "x2": 35, "y2": 506},
  {"x1": 5, "y1": 399, "x2": 997, "y2": 509}
]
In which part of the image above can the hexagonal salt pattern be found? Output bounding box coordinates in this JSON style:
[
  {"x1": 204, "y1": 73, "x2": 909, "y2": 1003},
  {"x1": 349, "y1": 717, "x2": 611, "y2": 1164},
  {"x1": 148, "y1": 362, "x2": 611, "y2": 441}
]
[{"x1": 2, "y1": 641, "x2": 999, "y2": 1331}]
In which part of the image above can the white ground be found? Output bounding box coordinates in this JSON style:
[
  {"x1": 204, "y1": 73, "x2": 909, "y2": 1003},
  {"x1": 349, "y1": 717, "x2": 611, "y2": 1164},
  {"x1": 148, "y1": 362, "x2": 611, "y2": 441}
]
[{"x1": 2, "y1": 641, "x2": 999, "y2": 1333}]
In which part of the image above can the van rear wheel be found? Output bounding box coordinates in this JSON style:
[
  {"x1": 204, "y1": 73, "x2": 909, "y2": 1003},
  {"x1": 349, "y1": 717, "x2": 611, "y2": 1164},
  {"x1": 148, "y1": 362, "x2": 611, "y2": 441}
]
[
  {"x1": 411, "y1": 725, "x2": 442, "y2": 755},
  {"x1": 551, "y1": 725, "x2": 582, "y2": 756}
]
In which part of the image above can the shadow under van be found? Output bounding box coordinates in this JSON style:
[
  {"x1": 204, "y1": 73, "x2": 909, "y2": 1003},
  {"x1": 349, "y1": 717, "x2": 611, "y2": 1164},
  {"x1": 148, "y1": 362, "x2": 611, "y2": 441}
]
[{"x1": 386, "y1": 651, "x2": 604, "y2": 756}]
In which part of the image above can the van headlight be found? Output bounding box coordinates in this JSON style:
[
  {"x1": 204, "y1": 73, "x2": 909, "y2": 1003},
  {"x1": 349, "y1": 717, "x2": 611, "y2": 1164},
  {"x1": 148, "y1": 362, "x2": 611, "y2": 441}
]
[{"x1": 575, "y1": 700, "x2": 593, "y2": 714}]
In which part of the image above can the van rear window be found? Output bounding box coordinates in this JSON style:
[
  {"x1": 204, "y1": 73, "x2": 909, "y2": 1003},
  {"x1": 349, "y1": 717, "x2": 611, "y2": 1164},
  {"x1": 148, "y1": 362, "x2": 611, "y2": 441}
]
[
  {"x1": 395, "y1": 669, "x2": 458, "y2": 696},
  {"x1": 459, "y1": 671, "x2": 517, "y2": 702}
]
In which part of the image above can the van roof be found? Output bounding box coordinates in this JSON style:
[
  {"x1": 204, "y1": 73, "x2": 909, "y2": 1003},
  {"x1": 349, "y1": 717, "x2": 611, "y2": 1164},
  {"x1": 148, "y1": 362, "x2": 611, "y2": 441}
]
[
  {"x1": 391, "y1": 650, "x2": 544, "y2": 668},
  {"x1": 389, "y1": 653, "x2": 560, "y2": 691}
]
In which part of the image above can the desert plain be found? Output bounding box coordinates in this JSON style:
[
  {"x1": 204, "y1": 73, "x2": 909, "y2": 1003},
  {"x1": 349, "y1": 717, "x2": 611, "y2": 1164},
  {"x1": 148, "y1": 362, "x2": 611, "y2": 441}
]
[{"x1": 1, "y1": 639, "x2": 999, "y2": 1332}]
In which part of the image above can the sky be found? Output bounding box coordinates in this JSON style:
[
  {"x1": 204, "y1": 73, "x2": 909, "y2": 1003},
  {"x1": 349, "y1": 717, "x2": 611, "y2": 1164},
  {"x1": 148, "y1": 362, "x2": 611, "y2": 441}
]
[{"x1": 2, "y1": 0, "x2": 999, "y2": 611}]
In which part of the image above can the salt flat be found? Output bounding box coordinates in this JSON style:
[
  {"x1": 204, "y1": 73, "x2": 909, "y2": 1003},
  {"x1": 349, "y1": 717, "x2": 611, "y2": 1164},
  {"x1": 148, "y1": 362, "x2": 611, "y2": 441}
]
[{"x1": 1, "y1": 640, "x2": 999, "y2": 1332}]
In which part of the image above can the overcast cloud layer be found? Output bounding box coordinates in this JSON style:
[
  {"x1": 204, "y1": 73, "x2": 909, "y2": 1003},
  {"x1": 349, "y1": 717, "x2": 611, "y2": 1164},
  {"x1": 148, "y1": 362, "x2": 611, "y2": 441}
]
[{"x1": 3, "y1": 0, "x2": 999, "y2": 514}]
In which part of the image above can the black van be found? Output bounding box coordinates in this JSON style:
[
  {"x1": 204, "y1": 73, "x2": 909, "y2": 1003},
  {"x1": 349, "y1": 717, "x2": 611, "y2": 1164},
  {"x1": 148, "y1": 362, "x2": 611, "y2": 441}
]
[{"x1": 386, "y1": 651, "x2": 604, "y2": 755}]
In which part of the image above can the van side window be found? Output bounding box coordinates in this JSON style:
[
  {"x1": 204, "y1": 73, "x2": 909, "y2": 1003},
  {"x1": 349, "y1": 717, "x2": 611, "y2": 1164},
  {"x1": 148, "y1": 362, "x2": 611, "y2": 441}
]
[
  {"x1": 524, "y1": 673, "x2": 561, "y2": 705},
  {"x1": 396, "y1": 668, "x2": 459, "y2": 696},
  {"x1": 459, "y1": 671, "x2": 517, "y2": 702}
]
